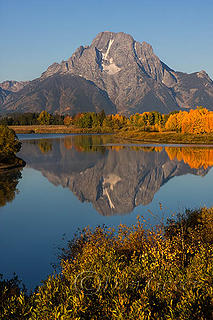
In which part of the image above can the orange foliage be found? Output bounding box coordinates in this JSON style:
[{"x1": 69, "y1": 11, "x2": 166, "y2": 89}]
[
  {"x1": 64, "y1": 116, "x2": 73, "y2": 126},
  {"x1": 109, "y1": 145, "x2": 125, "y2": 152},
  {"x1": 165, "y1": 147, "x2": 213, "y2": 169},
  {"x1": 154, "y1": 146, "x2": 163, "y2": 153},
  {"x1": 165, "y1": 111, "x2": 188, "y2": 132},
  {"x1": 182, "y1": 108, "x2": 213, "y2": 134},
  {"x1": 129, "y1": 146, "x2": 163, "y2": 152},
  {"x1": 165, "y1": 108, "x2": 213, "y2": 134},
  {"x1": 111, "y1": 114, "x2": 126, "y2": 125}
]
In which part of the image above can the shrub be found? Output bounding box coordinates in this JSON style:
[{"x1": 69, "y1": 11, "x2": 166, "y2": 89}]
[
  {"x1": 1, "y1": 208, "x2": 212, "y2": 319},
  {"x1": 0, "y1": 126, "x2": 21, "y2": 158}
]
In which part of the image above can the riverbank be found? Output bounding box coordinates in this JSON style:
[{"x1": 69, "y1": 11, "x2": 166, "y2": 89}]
[
  {"x1": 9, "y1": 125, "x2": 111, "y2": 134},
  {"x1": 117, "y1": 130, "x2": 213, "y2": 145},
  {"x1": 9, "y1": 125, "x2": 213, "y2": 145}
]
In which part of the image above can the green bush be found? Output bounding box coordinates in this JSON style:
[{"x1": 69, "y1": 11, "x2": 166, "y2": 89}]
[{"x1": 0, "y1": 125, "x2": 21, "y2": 158}]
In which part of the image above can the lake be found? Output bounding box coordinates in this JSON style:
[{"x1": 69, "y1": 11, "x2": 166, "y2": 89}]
[{"x1": 0, "y1": 134, "x2": 213, "y2": 289}]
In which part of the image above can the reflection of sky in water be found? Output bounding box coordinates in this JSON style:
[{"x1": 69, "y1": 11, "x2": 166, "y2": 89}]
[{"x1": 0, "y1": 135, "x2": 213, "y2": 289}]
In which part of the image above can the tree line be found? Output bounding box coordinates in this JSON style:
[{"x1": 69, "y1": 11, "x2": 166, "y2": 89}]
[
  {"x1": 1, "y1": 107, "x2": 213, "y2": 134},
  {"x1": 64, "y1": 110, "x2": 171, "y2": 131},
  {"x1": 64, "y1": 107, "x2": 213, "y2": 134},
  {"x1": 0, "y1": 111, "x2": 64, "y2": 126}
]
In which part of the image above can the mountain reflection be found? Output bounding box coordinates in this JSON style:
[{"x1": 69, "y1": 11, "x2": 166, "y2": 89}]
[
  {"x1": 0, "y1": 169, "x2": 22, "y2": 208},
  {"x1": 19, "y1": 135, "x2": 212, "y2": 216}
]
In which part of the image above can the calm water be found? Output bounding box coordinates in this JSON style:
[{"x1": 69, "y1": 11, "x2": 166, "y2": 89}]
[{"x1": 1, "y1": 134, "x2": 213, "y2": 289}]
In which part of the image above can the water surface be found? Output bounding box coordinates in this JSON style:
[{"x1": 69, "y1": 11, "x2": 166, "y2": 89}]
[{"x1": 0, "y1": 134, "x2": 213, "y2": 288}]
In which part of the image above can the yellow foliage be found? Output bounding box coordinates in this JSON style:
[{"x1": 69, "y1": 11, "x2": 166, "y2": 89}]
[{"x1": 165, "y1": 108, "x2": 213, "y2": 134}]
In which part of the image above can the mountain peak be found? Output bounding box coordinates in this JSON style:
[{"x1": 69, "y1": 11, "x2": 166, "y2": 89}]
[
  {"x1": 197, "y1": 70, "x2": 212, "y2": 82},
  {"x1": 1, "y1": 31, "x2": 213, "y2": 115}
]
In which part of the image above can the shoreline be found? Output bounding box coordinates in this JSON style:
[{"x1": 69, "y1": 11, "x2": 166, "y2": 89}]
[
  {"x1": 116, "y1": 130, "x2": 213, "y2": 145},
  {"x1": 0, "y1": 156, "x2": 26, "y2": 172},
  {"x1": 9, "y1": 125, "x2": 213, "y2": 145},
  {"x1": 9, "y1": 125, "x2": 112, "y2": 134}
]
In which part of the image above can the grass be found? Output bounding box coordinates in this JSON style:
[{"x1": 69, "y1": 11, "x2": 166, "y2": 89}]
[
  {"x1": 117, "y1": 129, "x2": 213, "y2": 145},
  {"x1": 9, "y1": 125, "x2": 112, "y2": 134}
]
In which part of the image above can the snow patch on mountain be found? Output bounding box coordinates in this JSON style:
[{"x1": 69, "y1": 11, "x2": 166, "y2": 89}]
[{"x1": 102, "y1": 39, "x2": 114, "y2": 60}]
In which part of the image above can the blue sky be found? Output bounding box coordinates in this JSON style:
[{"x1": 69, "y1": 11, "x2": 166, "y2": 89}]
[{"x1": 0, "y1": 0, "x2": 213, "y2": 82}]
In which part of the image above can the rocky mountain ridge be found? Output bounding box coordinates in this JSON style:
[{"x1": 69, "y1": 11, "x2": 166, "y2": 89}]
[
  {"x1": 1, "y1": 31, "x2": 213, "y2": 115},
  {"x1": 0, "y1": 74, "x2": 116, "y2": 114},
  {"x1": 0, "y1": 80, "x2": 29, "y2": 92}
]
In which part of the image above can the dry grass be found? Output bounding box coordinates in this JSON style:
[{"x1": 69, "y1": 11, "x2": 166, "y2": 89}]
[
  {"x1": 117, "y1": 130, "x2": 213, "y2": 145},
  {"x1": 9, "y1": 125, "x2": 96, "y2": 134}
]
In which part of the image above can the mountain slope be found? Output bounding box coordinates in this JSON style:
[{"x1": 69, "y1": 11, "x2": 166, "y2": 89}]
[
  {"x1": 0, "y1": 87, "x2": 11, "y2": 105},
  {"x1": 1, "y1": 74, "x2": 116, "y2": 114}
]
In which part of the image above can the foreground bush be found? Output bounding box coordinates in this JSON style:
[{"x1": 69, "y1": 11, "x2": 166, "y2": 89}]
[
  {"x1": 1, "y1": 208, "x2": 212, "y2": 319},
  {"x1": 0, "y1": 126, "x2": 21, "y2": 159}
]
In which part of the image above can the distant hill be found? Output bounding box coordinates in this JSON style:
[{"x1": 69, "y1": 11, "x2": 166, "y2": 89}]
[
  {"x1": 0, "y1": 74, "x2": 116, "y2": 115},
  {"x1": 1, "y1": 31, "x2": 213, "y2": 115}
]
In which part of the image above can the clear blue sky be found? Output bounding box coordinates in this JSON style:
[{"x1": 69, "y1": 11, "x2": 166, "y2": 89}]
[{"x1": 0, "y1": 0, "x2": 213, "y2": 82}]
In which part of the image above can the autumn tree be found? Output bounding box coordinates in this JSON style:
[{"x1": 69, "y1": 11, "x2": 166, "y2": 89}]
[
  {"x1": 64, "y1": 116, "x2": 73, "y2": 126},
  {"x1": 181, "y1": 108, "x2": 211, "y2": 134},
  {"x1": 37, "y1": 111, "x2": 52, "y2": 125},
  {"x1": 102, "y1": 115, "x2": 114, "y2": 131}
]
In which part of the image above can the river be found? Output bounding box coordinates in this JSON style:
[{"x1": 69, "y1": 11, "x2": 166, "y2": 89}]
[{"x1": 0, "y1": 134, "x2": 213, "y2": 289}]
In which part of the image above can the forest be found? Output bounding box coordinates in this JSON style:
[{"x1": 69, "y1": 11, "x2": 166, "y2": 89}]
[
  {"x1": 0, "y1": 112, "x2": 64, "y2": 126},
  {"x1": 2, "y1": 107, "x2": 213, "y2": 135},
  {"x1": 64, "y1": 107, "x2": 213, "y2": 134}
]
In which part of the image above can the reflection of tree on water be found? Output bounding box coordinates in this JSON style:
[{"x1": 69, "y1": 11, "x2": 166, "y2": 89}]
[
  {"x1": 165, "y1": 147, "x2": 213, "y2": 169},
  {"x1": 63, "y1": 135, "x2": 114, "y2": 153},
  {"x1": 0, "y1": 169, "x2": 22, "y2": 207},
  {"x1": 63, "y1": 138, "x2": 213, "y2": 170},
  {"x1": 38, "y1": 140, "x2": 52, "y2": 154}
]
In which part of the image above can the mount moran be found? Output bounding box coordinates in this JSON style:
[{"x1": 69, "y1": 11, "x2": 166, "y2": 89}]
[{"x1": 1, "y1": 31, "x2": 213, "y2": 115}]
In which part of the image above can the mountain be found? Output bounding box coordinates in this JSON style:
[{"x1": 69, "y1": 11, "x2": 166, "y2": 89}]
[
  {"x1": 0, "y1": 80, "x2": 29, "y2": 92},
  {"x1": 1, "y1": 31, "x2": 213, "y2": 114},
  {"x1": 18, "y1": 136, "x2": 209, "y2": 216},
  {"x1": 0, "y1": 87, "x2": 10, "y2": 105}
]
